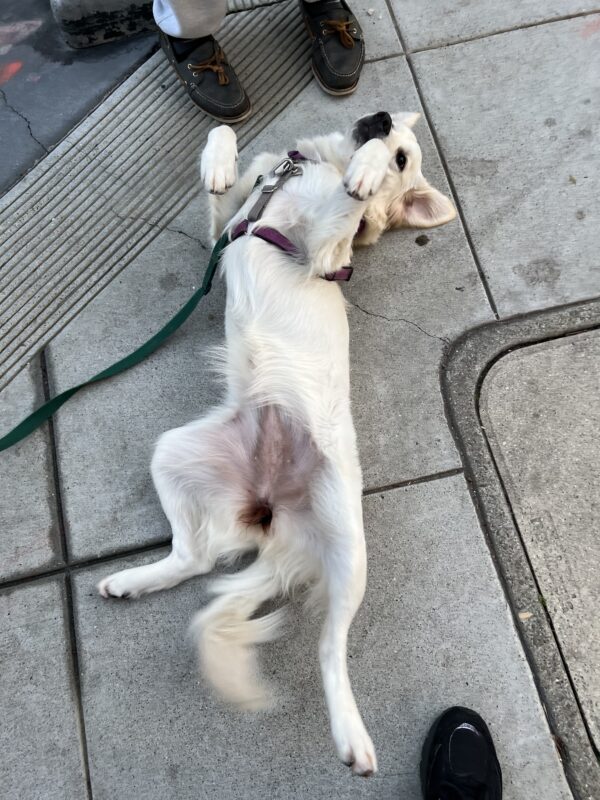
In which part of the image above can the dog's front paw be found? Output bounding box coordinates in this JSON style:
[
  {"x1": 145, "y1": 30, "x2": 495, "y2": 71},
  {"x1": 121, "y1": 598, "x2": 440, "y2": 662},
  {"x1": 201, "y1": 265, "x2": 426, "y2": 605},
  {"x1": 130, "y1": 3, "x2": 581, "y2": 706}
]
[
  {"x1": 333, "y1": 714, "x2": 378, "y2": 777},
  {"x1": 200, "y1": 125, "x2": 238, "y2": 194},
  {"x1": 343, "y1": 139, "x2": 391, "y2": 201}
]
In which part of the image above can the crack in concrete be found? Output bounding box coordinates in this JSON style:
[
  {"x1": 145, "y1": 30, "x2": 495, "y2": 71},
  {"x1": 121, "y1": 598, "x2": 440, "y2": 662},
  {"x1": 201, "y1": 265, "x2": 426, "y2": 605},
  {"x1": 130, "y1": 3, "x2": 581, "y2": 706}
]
[
  {"x1": 165, "y1": 225, "x2": 209, "y2": 249},
  {"x1": 348, "y1": 299, "x2": 449, "y2": 344},
  {"x1": 0, "y1": 89, "x2": 49, "y2": 155}
]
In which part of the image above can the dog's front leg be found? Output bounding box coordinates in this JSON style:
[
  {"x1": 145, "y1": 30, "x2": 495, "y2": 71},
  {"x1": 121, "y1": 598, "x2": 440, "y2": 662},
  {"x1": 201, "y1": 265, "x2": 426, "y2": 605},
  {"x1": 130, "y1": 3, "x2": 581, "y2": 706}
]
[
  {"x1": 201, "y1": 128, "x2": 279, "y2": 240},
  {"x1": 310, "y1": 138, "x2": 393, "y2": 260},
  {"x1": 343, "y1": 137, "x2": 394, "y2": 202},
  {"x1": 201, "y1": 125, "x2": 238, "y2": 195},
  {"x1": 200, "y1": 125, "x2": 240, "y2": 239}
]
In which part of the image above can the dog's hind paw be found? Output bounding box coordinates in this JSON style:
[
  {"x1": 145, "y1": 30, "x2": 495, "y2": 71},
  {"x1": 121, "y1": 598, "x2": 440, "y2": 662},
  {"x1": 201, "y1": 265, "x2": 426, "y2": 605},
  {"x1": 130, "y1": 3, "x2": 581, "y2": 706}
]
[
  {"x1": 333, "y1": 715, "x2": 378, "y2": 777},
  {"x1": 201, "y1": 125, "x2": 238, "y2": 194},
  {"x1": 343, "y1": 138, "x2": 391, "y2": 201},
  {"x1": 98, "y1": 571, "x2": 136, "y2": 599},
  {"x1": 97, "y1": 566, "x2": 160, "y2": 599}
]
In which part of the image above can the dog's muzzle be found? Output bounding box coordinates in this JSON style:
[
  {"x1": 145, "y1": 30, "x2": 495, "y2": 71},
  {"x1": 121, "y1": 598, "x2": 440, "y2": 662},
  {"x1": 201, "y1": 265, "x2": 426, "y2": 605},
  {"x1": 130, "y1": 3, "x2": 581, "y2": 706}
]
[{"x1": 352, "y1": 111, "x2": 392, "y2": 146}]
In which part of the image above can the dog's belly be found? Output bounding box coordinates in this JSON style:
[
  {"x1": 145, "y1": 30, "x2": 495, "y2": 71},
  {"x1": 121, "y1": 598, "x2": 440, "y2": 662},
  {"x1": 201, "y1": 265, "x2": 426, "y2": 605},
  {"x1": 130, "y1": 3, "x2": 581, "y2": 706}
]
[{"x1": 209, "y1": 405, "x2": 323, "y2": 532}]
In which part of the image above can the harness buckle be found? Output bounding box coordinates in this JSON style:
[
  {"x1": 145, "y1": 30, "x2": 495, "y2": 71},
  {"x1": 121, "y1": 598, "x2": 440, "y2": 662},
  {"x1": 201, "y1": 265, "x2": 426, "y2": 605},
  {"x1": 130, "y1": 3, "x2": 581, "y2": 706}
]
[
  {"x1": 246, "y1": 155, "x2": 304, "y2": 222},
  {"x1": 273, "y1": 156, "x2": 303, "y2": 178},
  {"x1": 273, "y1": 157, "x2": 294, "y2": 176}
]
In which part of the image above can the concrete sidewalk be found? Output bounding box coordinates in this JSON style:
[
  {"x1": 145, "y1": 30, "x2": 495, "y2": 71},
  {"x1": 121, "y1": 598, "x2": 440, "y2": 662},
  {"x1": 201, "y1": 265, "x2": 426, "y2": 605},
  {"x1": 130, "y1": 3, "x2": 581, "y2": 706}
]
[{"x1": 1, "y1": 2, "x2": 599, "y2": 799}]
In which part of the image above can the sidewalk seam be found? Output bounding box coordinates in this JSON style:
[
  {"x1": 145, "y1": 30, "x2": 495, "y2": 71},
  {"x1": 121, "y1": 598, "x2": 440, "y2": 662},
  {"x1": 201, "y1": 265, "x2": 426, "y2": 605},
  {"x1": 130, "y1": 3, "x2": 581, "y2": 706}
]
[
  {"x1": 363, "y1": 467, "x2": 463, "y2": 496},
  {"x1": 383, "y1": 0, "x2": 499, "y2": 320},
  {"x1": 41, "y1": 349, "x2": 94, "y2": 800},
  {"x1": 0, "y1": 538, "x2": 172, "y2": 592},
  {"x1": 406, "y1": 9, "x2": 600, "y2": 55},
  {"x1": 0, "y1": 468, "x2": 465, "y2": 590},
  {"x1": 64, "y1": 574, "x2": 94, "y2": 800}
]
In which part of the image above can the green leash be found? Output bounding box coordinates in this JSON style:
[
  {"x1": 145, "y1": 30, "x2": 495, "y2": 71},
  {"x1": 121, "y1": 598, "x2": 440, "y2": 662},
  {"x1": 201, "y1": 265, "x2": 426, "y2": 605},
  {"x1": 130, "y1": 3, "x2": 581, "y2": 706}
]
[{"x1": 0, "y1": 231, "x2": 230, "y2": 453}]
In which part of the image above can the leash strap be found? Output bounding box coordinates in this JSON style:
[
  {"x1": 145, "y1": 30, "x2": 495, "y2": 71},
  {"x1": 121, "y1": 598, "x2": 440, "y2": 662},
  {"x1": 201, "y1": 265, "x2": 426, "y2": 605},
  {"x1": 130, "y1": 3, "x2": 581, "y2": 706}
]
[{"x1": 0, "y1": 231, "x2": 230, "y2": 453}]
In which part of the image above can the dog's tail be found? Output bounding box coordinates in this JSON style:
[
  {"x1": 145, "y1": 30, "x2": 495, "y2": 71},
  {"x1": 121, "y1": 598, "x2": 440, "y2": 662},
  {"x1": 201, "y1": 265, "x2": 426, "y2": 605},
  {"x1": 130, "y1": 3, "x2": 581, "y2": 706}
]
[{"x1": 190, "y1": 558, "x2": 285, "y2": 710}]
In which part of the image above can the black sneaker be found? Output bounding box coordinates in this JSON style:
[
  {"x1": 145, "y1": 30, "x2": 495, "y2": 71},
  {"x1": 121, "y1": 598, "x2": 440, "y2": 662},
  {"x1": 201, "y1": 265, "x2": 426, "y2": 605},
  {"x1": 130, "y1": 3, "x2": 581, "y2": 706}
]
[
  {"x1": 421, "y1": 707, "x2": 503, "y2": 800},
  {"x1": 160, "y1": 32, "x2": 252, "y2": 123},
  {"x1": 299, "y1": 0, "x2": 365, "y2": 95}
]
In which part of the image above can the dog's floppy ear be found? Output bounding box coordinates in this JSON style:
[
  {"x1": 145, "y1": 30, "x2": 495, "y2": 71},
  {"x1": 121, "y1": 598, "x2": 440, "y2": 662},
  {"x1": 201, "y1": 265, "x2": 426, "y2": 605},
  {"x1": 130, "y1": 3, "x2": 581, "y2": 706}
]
[
  {"x1": 392, "y1": 111, "x2": 421, "y2": 129},
  {"x1": 388, "y1": 177, "x2": 456, "y2": 229}
]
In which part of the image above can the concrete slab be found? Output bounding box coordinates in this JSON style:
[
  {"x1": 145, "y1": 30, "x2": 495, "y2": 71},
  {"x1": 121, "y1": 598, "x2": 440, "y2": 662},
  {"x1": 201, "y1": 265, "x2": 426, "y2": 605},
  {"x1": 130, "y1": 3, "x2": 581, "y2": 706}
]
[
  {"x1": 0, "y1": 578, "x2": 87, "y2": 799},
  {"x1": 47, "y1": 226, "x2": 224, "y2": 561},
  {"x1": 0, "y1": 0, "x2": 156, "y2": 194},
  {"x1": 480, "y1": 329, "x2": 600, "y2": 750},
  {"x1": 349, "y1": 0, "x2": 403, "y2": 59},
  {"x1": 390, "y1": 0, "x2": 596, "y2": 51},
  {"x1": 47, "y1": 56, "x2": 492, "y2": 560},
  {"x1": 0, "y1": 360, "x2": 62, "y2": 581},
  {"x1": 411, "y1": 17, "x2": 600, "y2": 315},
  {"x1": 72, "y1": 475, "x2": 572, "y2": 799}
]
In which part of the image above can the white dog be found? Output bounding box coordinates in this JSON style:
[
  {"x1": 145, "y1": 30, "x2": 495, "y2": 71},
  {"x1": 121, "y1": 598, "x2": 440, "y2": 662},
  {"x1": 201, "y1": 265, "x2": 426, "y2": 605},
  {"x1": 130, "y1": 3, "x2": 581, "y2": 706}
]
[{"x1": 98, "y1": 112, "x2": 455, "y2": 776}]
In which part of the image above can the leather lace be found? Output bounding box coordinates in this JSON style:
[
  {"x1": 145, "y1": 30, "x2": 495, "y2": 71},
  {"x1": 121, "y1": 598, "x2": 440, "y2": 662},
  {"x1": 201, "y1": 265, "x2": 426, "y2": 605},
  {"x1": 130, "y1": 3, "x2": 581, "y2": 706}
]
[
  {"x1": 188, "y1": 48, "x2": 229, "y2": 85},
  {"x1": 322, "y1": 18, "x2": 356, "y2": 48}
]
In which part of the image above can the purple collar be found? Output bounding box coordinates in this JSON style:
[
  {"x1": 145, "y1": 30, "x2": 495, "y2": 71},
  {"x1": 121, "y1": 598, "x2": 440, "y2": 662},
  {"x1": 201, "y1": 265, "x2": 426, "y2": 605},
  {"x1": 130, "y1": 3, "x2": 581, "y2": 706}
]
[
  {"x1": 229, "y1": 220, "x2": 353, "y2": 282},
  {"x1": 231, "y1": 218, "x2": 297, "y2": 254}
]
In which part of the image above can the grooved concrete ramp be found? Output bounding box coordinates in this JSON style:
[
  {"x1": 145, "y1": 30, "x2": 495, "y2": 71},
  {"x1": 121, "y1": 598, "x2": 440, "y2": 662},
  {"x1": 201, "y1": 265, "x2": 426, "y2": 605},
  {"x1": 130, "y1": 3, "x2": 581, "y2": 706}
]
[{"x1": 0, "y1": 0, "x2": 311, "y2": 391}]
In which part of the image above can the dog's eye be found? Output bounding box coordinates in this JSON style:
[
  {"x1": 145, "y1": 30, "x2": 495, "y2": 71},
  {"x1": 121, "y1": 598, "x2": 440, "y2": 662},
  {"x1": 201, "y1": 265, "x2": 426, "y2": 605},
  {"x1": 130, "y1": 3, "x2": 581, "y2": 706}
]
[{"x1": 396, "y1": 150, "x2": 407, "y2": 171}]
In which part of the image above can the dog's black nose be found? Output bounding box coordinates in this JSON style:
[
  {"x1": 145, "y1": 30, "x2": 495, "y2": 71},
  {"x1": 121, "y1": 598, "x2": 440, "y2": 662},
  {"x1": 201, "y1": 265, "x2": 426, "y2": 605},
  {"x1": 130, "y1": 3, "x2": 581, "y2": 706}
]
[{"x1": 352, "y1": 111, "x2": 392, "y2": 146}]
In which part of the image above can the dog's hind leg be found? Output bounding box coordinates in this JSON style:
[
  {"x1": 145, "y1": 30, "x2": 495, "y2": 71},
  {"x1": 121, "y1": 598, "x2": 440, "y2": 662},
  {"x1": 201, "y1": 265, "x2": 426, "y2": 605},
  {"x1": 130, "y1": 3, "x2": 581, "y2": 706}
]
[
  {"x1": 313, "y1": 459, "x2": 377, "y2": 777},
  {"x1": 98, "y1": 410, "x2": 240, "y2": 600}
]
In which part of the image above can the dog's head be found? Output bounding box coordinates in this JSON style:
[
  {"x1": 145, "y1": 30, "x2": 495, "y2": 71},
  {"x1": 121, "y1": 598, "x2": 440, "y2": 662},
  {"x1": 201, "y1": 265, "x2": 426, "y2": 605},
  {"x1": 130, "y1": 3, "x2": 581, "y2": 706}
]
[{"x1": 351, "y1": 111, "x2": 456, "y2": 245}]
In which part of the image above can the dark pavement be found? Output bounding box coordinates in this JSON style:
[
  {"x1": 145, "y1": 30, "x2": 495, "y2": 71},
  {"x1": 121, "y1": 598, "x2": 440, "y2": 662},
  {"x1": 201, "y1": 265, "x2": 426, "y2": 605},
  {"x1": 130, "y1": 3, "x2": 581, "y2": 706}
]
[{"x1": 0, "y1": 0, "x2": 156, "y2": 193}]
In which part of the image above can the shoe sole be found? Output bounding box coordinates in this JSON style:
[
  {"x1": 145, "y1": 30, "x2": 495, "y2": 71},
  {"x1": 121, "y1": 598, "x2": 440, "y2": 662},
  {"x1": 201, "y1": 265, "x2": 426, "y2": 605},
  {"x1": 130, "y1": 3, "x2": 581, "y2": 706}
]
[
  {"x1": 311, "y1": 63, "x2": 359, "y2": 96},
  {"x1": 419, "y1": 708, "x2": 442, "y2": 795}
]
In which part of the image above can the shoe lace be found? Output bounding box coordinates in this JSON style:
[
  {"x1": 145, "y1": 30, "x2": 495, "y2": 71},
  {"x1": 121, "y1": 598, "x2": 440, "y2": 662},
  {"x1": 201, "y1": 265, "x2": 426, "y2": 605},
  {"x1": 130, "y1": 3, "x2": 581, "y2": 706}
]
[
  {"x1": 322, "y1": 19, "x2": 356, "y2": 48},
  {"x1": 188, "y1": 47, "x2": 229, "y2": 85}
]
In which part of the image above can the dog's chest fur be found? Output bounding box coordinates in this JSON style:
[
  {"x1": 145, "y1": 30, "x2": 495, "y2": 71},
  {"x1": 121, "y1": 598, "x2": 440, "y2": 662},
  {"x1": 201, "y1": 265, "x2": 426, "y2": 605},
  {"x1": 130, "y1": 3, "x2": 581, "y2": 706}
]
[{"x1": 220, "y1": 160, "x2": 354, "y2": 420}]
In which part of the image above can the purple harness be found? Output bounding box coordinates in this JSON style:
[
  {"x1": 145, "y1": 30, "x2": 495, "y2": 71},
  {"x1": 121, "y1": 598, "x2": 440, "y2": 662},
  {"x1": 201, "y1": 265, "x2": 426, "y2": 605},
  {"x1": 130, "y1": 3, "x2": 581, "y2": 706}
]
[{"x1": 229, "y1": 151, "x2": 356, "y2": 282}]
